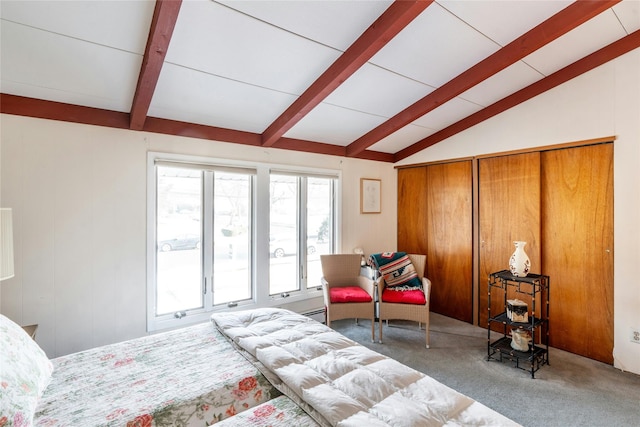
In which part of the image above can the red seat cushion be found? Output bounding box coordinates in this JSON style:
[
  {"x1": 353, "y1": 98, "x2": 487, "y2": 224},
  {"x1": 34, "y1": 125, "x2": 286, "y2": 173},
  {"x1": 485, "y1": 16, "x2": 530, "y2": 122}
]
[
  {"x1": 330, "y1": 286, "x2": 372, "y2": 303},
  {"x1": 381, "y1": 288, "x2": 426, "y2": 305}
]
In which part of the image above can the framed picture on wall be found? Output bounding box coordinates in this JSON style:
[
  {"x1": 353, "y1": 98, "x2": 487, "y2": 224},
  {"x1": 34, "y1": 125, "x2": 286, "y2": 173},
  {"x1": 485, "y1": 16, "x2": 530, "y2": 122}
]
[{"x1": 360, "y1": 178, "x2": 381, "y2": 214}]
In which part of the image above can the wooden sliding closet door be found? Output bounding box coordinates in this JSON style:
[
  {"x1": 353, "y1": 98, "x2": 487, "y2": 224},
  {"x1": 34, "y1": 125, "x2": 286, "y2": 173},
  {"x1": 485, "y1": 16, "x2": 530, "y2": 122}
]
[
  {"x1": 541, "y1": 143, "x2": 613, "y2": 364},
  {"x1": 425, "y1": 161, "x2": 473, "y2": 323},
  {"x1": 397, "y1": 161, "x2": 473, "y2": 322},
  {"x1": 478, "y1": 153, "x2": 542, "y2": 328}
]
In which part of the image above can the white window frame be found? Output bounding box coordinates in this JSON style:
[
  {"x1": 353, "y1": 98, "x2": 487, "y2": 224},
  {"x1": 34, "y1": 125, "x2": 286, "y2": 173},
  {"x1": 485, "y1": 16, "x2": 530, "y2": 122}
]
[{"x1": 147, "y1": 152, "x2": 341, "y2": 332}]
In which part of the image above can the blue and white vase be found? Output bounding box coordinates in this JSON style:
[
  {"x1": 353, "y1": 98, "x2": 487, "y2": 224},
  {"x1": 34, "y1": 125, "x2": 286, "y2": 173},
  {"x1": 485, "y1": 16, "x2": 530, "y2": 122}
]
[{"x1": 509, "y1": 241, "x2": 530, "y2": 277}]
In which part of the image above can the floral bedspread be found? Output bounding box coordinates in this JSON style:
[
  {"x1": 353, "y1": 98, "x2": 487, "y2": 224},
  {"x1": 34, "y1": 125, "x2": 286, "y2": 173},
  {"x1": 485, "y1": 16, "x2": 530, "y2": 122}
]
[
  {"x1": 34, "y1": 322, "x2": 281, "y2": 426},
  {"x1": 214, "y1": 396, "x2": 319, "y2": 427}
]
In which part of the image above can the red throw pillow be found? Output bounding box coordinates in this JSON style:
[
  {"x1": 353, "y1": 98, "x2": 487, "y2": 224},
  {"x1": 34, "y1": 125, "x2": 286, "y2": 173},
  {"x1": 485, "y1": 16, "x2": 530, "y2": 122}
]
[
  {"x1": 330, "y1": 286, "x2": 372, "y2": 303},
  {"x1": 381, "y1": 288, "x2": 426, "y2": 305}
]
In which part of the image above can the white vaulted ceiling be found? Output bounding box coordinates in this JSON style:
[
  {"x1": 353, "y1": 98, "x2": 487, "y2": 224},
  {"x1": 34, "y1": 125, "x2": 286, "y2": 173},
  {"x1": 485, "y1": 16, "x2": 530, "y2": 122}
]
[{"x1": 1, "y1": 0, "x2": 639, "y2": 162}]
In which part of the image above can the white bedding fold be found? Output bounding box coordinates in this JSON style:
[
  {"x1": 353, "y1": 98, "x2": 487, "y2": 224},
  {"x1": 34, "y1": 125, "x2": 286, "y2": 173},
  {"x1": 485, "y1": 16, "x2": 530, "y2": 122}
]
[{"x1": 212, "y1": 308, "x2": 520, "y2": 427}]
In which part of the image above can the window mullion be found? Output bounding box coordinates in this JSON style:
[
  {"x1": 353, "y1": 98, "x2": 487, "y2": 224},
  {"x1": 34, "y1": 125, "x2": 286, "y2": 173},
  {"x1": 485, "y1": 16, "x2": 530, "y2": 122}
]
[
  {"x1": 203, "y1": 171, "x2": 214, "y2": 309},
  {"x1": 299, "y1": 177, "x2": 308, "y2": 290}
]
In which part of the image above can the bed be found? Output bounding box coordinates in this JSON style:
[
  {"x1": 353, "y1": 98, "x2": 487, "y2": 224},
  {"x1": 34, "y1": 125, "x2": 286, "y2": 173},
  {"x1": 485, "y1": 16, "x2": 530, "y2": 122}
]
[
  {"x1": 1, "y1": 315, "x2": 285, "y2": 427},
  {"x1": 1, "y1": 309, "x2": 519, "y2": 426}
]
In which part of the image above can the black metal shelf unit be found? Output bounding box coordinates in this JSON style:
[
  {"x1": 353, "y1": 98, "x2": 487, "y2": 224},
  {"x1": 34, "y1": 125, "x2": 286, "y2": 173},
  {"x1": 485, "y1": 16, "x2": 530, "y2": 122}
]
[{"x1": 487, "y1": 270, "x2": 550, "y2": 378}]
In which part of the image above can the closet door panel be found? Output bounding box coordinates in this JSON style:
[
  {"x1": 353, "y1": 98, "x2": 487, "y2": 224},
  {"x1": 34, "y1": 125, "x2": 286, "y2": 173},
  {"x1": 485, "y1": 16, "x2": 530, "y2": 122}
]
[
  {"x1": 397, "y1": 167, "x2": 429, "y2": 255},
  {"x1": 425, "y1": 161, "x2": 473, "y2": 322},
  {"x1": 478, "y1": 153, "x2": 542, "y2": 327},
  {"x1": 541, "y1": 144, "x2": 613, "y2": 364}
]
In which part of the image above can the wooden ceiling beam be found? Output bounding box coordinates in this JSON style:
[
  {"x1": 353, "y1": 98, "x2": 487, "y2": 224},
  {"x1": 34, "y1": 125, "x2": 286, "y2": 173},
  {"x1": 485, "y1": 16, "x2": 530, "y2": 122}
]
[
  {"x1": 346, "y1": 0, "x2": 621, "y2": 157},
  {"x1": 0, "y1": 94, "x2": 394, "y2": 162},
  {"x1": 129, "y1": 0, "x2": 182, "y2": 130},
  {"x1": 143, "y1": 117, "x2": 262, "y2": 146},
  {"x1": 0, "y1": 94, "x2": 131, "y2": 129},
  {"x1": 394, "y1": 29, "x2": 640, "y2": 162},
  {"x1": 260, "y1": 0, "x2": 433, "y2": 148}
]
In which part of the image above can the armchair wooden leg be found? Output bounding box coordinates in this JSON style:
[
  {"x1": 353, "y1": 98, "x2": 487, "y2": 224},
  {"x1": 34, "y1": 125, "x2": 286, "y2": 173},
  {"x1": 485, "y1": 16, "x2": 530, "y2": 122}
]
[
  {"x1": 378, "y1": 318, "x2": 383, "y2": 344},
  {"x1": 425, "y1": 321, "x2": 430, "y2": 349}
]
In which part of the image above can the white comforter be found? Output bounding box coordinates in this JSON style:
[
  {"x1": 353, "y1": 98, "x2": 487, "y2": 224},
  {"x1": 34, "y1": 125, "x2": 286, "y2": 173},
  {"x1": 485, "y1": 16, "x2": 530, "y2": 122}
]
[{"x1": 211, "y1": 308, "x2": 519, "y2": 427}]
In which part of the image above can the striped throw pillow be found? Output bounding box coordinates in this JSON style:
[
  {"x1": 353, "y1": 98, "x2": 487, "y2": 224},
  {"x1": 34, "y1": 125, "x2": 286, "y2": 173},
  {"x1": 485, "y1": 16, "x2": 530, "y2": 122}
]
[{"x1": 379, "y1": 255, "x2": 422, "y2": 291}]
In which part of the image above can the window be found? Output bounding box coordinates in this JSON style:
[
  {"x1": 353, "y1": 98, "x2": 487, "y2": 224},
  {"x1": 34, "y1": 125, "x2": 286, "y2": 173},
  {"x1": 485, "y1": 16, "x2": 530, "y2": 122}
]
[
  {"x1": 213, "y1": 172, "x2": 252, "y2": 305},
  {"x1": 155, "y1": 167, "x2": 204, "y2": 316},
  {"x1": 269, "y1": 173, "x2": 335, "y2": 296},
  {"x1": 147, "y1": 153, "x2": 339, "y2": 331},
  {"x1": 155, "y1": 167, "x2": 251, "y2": 314}
]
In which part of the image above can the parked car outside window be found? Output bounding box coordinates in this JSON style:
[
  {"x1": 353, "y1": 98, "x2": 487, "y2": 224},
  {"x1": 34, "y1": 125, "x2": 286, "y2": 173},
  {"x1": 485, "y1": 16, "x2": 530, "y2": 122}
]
[
  {"x1": 269, "y1": 235, "x2": 317, "y2": 258},
  {"x1": 158, "y1": 234, "x2": 201, "y2": 252}
]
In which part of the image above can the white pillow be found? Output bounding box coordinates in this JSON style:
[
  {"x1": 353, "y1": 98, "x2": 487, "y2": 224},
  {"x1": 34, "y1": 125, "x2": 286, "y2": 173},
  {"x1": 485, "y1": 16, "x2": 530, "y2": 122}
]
[{"x1": 0, "y1": 314, "x2": 53, "y2": 426}]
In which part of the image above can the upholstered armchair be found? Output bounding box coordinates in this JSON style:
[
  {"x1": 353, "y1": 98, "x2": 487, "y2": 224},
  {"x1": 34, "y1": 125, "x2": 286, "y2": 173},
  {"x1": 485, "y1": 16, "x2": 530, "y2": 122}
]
[
  {"x1": 374, "y1": 253, "x2": 432, "y2": 348},
  {"x1": 320, "y1": 254, "x2": 375, "y2": 342}
]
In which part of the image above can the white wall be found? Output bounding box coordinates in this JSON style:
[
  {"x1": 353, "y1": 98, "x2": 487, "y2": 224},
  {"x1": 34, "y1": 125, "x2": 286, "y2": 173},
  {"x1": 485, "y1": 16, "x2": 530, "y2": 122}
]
[
  {"x1": 0, "y1": 120, "x2": 397, "y2": 357},
  {"x1": 398, "y1": 48, "x2": 640, "y2": 375}
]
